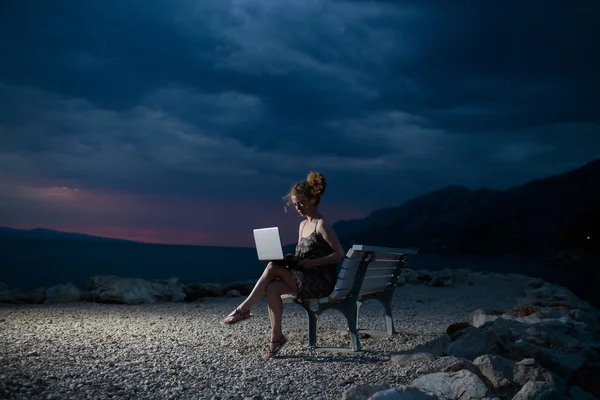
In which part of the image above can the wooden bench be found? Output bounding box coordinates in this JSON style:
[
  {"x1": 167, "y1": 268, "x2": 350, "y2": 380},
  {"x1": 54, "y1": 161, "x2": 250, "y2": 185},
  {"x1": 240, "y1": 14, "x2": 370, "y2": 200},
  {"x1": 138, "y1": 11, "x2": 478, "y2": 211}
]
[{"x1": 282, "y1": 244, "x2": 418, "y2": 351}]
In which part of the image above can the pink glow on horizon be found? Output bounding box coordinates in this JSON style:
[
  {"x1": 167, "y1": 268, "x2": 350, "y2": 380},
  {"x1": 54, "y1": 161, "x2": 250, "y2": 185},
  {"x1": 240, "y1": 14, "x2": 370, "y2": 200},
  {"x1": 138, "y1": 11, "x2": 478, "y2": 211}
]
[{"x1": 1, "y1": 177, "x2": 372, "y2": 247}]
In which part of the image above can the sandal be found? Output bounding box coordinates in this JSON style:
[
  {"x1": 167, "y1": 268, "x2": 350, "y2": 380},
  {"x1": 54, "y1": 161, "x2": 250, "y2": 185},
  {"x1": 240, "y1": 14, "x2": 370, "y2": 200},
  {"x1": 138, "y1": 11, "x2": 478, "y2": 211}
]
[
  {"x1": 221, "y1": 308, "x2": 251, "y2": 325},
  {"x1": 263, "y1": 335, "x2": 287, "y2": 359}
]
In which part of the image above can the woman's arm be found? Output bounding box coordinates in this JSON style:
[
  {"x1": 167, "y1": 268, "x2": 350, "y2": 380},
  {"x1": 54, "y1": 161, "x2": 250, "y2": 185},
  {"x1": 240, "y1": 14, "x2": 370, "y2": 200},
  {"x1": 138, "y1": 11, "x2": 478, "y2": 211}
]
[{"x1": 302, "y1": 219, "x2": 346, "y2": 268}]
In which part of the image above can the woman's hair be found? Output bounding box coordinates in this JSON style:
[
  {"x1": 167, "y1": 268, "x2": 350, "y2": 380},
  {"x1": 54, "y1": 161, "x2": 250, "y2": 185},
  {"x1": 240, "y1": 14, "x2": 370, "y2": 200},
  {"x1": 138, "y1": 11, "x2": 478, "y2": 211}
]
[{"x1": 283, "y1": 171, "x2": 327, "y2": 207}]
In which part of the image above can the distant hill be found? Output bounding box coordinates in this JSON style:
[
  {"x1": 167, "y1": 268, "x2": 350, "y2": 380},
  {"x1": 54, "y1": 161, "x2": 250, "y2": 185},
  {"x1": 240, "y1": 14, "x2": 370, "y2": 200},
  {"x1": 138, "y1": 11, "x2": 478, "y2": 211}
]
[
  {"x1": 333, "y1": 158, "x2": 600, "y2": 260},
  {"x1": 0, "y1": 227, "x2": 139, "y2": 244}
]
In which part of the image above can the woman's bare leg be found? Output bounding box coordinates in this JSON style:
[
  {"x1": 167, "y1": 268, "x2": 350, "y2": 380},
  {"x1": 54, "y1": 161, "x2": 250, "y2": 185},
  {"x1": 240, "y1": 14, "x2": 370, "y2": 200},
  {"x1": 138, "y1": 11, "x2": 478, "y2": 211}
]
[
  {"x1": 237, "y1": 262, "x2": 298, "y2": 313},
  {"x1": 266, "y1": 280, "x2": 297, "y2": 345}
]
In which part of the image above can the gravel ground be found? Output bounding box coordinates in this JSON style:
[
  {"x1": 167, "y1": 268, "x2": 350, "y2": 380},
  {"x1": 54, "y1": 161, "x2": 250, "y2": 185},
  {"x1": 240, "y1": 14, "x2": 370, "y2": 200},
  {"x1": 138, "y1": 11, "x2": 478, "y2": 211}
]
[{"x1": 0, "y1": 273, "x2": 529, "y2": 400}]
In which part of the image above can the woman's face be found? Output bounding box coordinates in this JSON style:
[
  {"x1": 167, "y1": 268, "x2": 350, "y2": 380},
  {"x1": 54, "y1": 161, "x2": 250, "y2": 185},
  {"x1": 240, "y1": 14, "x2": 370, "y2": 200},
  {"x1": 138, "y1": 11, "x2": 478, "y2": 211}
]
[{"x1": 292, "y1": 195, "x2": 309, "y2": 216}]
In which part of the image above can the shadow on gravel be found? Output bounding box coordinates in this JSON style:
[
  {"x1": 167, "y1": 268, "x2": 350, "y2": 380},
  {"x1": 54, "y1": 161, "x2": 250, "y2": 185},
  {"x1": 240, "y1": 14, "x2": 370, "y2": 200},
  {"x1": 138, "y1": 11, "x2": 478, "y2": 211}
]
[{"x1": 275, "y1": 352, "x2": 385, "y2": 364}]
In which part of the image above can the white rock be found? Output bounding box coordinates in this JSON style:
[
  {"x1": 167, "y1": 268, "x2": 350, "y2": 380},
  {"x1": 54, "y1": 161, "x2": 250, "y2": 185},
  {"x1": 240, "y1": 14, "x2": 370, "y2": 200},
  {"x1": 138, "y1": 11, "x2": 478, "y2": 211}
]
[
  {"x1": 368, "y1": 386, "x2": 438, "y2": 399},
  {"x1": 45, "y1": 283, "x2": 84, "y2": 303},
  {"x1": 412, "y1": 370, "x2": 488, "y2": 400},
  {"x1": 343, "y1": 384, "x2": 393, "y2": 400},
  {"x1": 512, "y1": 381, "x2": 556, "y2": 400}
]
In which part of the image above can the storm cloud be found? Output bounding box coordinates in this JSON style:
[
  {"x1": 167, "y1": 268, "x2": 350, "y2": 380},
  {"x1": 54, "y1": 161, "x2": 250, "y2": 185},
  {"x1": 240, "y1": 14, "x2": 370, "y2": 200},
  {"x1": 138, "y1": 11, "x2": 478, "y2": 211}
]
[{"x1": 1, "y1": 0, "x2": 598, "y2": 245}]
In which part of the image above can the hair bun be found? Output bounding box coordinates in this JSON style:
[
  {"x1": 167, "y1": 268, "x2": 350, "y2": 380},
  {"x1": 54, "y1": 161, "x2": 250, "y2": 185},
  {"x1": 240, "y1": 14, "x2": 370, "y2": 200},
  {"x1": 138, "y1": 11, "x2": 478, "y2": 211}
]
[{"x1": 306, "y1": 171, "x2": 326, "y2": 196}]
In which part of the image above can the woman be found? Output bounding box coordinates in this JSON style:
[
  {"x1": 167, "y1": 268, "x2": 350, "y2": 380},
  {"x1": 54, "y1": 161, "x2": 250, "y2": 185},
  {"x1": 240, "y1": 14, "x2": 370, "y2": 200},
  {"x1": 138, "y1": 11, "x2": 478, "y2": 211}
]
[{"x1": 221, "y1": 171, "x2": 346, "y2": 359}]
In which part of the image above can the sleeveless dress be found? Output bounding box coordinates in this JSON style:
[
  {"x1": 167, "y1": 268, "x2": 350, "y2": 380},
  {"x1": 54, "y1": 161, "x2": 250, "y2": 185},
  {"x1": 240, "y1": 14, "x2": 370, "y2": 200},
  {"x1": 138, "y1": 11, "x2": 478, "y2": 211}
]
[{"x1": 287, "y1": 218, "x2": 338, "y2": 299}]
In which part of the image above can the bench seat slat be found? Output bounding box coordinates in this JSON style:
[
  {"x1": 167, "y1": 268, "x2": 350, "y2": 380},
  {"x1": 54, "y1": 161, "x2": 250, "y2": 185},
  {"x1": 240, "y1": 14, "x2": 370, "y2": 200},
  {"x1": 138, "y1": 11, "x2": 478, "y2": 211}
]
[
  {"x1": 340, "y1": 259, "x2": 400, "y2": 270},
  {"x1": 334, "y1": 275, "x2": 394, "y2": 292},
  {"x1": 359, "y1": 284, "x2": 391, "y2": 296},
  {"x1": 328, "y1": 282, "x2": 393, "y2": 301},
  {"x1": 346, "y1": 250, "x2": 405, "y2": 261},
  {"x1": 338, "y1": 266, "x2": 397, "y2": 280},
  {"x1": 357, "y1": 276, "x2": 394, "y2": 290}
]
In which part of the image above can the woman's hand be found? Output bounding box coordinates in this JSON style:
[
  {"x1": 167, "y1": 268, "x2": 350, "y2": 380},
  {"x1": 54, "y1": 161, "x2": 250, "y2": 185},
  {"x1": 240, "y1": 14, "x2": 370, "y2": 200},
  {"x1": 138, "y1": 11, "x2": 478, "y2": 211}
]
[{"x1": 297, "y1": 259, "x2": 317, "y2": 268}]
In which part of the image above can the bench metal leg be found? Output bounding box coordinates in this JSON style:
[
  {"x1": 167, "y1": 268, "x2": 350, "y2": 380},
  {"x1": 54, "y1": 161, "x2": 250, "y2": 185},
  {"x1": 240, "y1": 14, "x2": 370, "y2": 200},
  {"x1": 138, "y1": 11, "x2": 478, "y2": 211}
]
[
  {"x1": 356, "y1": 300, "x2": 363, "y2": 330},
  {"x1": 343, "y1": 303, "x2": 361, "y2": 351},
  {"x1": 357, "y1": 289, "x2": 398, "y2": 336},
  {"x1": 307, "y1": 310, "x2": 317, "y2": 348},
  {"x1": 381, "y1": 292, "x2": 396, "y2": 335}
]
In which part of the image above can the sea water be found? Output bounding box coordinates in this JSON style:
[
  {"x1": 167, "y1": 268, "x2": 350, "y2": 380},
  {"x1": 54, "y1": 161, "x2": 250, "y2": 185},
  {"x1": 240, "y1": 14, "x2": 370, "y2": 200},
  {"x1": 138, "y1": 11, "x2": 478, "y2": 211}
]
[{"x1": 1, "y1": 237, "x2": 598, "y2": 308}]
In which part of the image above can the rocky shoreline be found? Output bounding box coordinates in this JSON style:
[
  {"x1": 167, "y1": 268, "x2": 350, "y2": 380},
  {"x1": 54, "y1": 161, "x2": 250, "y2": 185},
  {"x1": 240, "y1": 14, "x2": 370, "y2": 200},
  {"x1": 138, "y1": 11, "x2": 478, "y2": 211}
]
[{"x1": 1, "y1": 270, "x2": 599, "y2": 399}]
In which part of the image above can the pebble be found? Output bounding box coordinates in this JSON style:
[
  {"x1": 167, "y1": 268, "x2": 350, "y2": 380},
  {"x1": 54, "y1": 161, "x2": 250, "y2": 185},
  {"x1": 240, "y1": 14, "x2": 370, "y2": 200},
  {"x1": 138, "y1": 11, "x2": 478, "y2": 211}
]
[{"x1": 0, "y1": 274, "x2": 530, "y2": 399}]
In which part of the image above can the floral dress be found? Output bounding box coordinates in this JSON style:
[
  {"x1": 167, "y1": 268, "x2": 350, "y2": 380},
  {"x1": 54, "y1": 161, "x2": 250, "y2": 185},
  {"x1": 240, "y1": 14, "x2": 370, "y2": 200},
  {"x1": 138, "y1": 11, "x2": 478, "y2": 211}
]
[{"x1": 287, "y1": 218, "x2": 338, "y2": 299}]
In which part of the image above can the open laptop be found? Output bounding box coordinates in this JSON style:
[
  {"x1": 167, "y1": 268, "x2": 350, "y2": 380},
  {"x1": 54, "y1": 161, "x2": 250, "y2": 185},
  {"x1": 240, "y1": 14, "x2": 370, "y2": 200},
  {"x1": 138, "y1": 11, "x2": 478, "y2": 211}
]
[{"x1": 253, "y1": 227, "x2": 298, "y2": 267}]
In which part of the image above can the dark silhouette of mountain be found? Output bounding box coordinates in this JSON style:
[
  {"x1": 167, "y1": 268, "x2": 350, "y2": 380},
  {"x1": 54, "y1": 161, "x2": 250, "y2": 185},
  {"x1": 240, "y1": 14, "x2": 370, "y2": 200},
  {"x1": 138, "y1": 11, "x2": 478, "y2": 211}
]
[
  {"x1": 0, "y1": 227, "x2": 138, "y2": 244},
  {"x1": 333, "y1": 158, "x2": 600, "y2": 260}
]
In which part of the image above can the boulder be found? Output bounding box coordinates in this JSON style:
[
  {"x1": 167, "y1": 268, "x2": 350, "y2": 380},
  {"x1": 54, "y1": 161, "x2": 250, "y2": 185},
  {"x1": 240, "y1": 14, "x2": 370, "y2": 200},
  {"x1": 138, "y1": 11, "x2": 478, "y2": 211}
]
[
  {"x1": 446, "y1": 322, "x2": 471, "y2": 339},
  {"x1": 88, "y1": 276, "x2": 186, "y2": 304},
  {"x1": 150, "y1": 277, "x2": 185, "y2": 302},
  {"x1": 183, "y1": 282, "x2": 225, "y2": 300},
  {"x1": 402, "y1": 268, "x2": 420, "y2": 285},
  {"x1": 45, "y1": 283, "x2": 85, "y2": 303},
  {"x1": 87, "y1": 275, "x2": 120, "y2": 291},
  {"x1": 18, "y1": 287, "x2": 46, "y2": 304},
  {"x1": 0, "y1": 288, "x2": 19, "y2": 303},
  {"x1": 0, "y1": 286, "x2": 46, "y2": 304},
  {"x1": 412, "y1": 370, "x2": 488, "y2": 400},
  {"x1": 342, "y1": 384, "x2": 393, "y2": 400},
  {"x1": 509, "y1": 340, "x2": 586, "y2": 377},
  {"x1": 440, "y1": 361, "x2": 496, "y2": 394},
  {"x1": 526, "y1": 278, "x2": 545, "y2": 289},
  {"x1": 524, "y1": 320, "x2": 583, "y2": 353},
  {"x1": 225, "y1": 279, "x2": 256, "y2": 295},
  {"x1": 415, "y1": 270, "x2": 433, "y2": 283},
  {"x1": 446, "y1": 326, "x2": 502, "y2": 361},
  {"x1": 473, "y1": 354, "x2": 515, "y2": 389},
  {"x1": 511, "y1": 381, "x2": 558, "y2": 400},
  {"x1": 512, "y1": 359, "x2": 545, "y2": 386},
  {"x1": 480, "y1": 317, "x2": 530, "y2": 343},
  {"x1": 226, "y1": 289, "x2": 242, "y2": 297},
  {"x1": 471, "y1": 309, "x2": 505, "y2": 328},
  {"x1": 369, "y1": 386, "x2": 438, "y2": 399},
  {"x1": 416, "y1": 356, "x2": 463, "y2": 376}
]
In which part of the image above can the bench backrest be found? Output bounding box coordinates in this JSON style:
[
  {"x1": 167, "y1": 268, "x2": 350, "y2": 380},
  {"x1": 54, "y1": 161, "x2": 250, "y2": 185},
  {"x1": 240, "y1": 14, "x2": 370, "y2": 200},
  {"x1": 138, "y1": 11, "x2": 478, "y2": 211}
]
[{"x1": 329, "y1": 245, "x2": 418, "y2": 300}]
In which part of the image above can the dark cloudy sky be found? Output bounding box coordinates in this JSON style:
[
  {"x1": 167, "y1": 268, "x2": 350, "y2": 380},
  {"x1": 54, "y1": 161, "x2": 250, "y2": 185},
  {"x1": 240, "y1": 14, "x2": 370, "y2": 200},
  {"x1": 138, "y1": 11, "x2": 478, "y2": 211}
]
[{"x1": 1, "y1": 0, "x2": 599, "y2": 247}]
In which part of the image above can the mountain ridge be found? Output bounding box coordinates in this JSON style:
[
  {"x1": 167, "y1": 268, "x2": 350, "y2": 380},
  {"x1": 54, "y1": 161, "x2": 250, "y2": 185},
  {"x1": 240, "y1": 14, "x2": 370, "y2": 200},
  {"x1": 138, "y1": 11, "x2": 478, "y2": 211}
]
[{"x1": 332, "y1": 157, "x2": 600, "y2": 259}]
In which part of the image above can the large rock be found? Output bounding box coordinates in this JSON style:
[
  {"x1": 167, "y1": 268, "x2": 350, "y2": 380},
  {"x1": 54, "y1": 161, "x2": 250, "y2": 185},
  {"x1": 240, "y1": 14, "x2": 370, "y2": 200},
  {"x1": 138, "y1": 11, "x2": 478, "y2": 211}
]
[
  {"x1": 412, "y1": 370, "x2": 488, "y2": 400},
  {"x1": 473, "y1": 354, "x2": 515, "y2": 389},
  {"x1": 416, "y1": 356, "x2": 463, "y2": 376},
  {"x1": 512, "y1": 359, "x2": 545, "y2": 386},
  {"x1": 0, "y1": 285, "x2": 46, "y2": 304},
  {"x1": 509, "y1": 340, "x2": 586, "y2": 377},
  {"x1": 369, "y1": 386, "x2": 439, "y2": 399},
  {"x1": 45, "y1": 283, "x2": 85, "y2": 303},
  {"x1": 446, "y1": 326, "x2": 502, "y2": 361},
  {"x1": 402, "y1": 268, "x2": 420, "y2": 285},
  {"x1": 471, "y1": 309, "x2": 504, "y2": 328},
  {"x1": 88, "y1": 275, "x2": 186, "y2": 304},
  {"x1": 18, "y1": 287, "x2": 46, "y2": 304},
  {"x1": 225, "y1": 280, "x2": 256, "y2": 295},
  {"x1": 511, "y1": 381, "x2": 558, "y2": 400},
  {"x1": 183, "y1": 282, "x2": 226, "y2": 300},
  {"x1": 524, "y1": 320, "x2": 584, "y2": 353},
  {"x1": 151, "y1": 277, "x2": 185, "y2": 302},
  {"x1": 342, "y1": 384, "x2": 393, "y2": 400}
]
